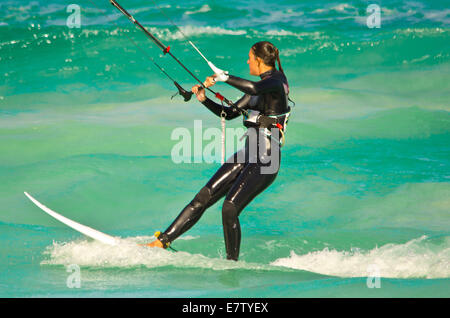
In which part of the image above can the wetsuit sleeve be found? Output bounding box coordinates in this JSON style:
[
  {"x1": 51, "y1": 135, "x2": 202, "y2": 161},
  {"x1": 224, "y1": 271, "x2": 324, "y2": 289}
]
[
  {"x1": 201, "y1": 94, "x2": 251, "y2": 120},
  {"x1": 225, "y1": 74, "x2": 279, "y2": 95}
]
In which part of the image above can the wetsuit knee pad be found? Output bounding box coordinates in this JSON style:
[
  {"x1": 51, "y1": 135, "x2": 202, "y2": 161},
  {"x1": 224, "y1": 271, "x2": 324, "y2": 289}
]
[{"x1": 191, "y1": 186, "x2": 212, "y2": 209}]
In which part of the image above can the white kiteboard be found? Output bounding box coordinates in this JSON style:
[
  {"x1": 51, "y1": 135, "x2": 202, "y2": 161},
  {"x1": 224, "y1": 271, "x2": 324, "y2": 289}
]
[{"x1": 24, "y1": 192, "x2": 119, "y2": 246}]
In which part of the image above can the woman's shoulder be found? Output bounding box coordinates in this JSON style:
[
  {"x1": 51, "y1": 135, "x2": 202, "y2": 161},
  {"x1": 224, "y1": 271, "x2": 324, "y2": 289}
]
[
  {"x1": 264, "y1": 70, "x2": 288, "y2": 95},
  {"x1": 271, "y1": 70, "x2": 288, "y2": 82}
]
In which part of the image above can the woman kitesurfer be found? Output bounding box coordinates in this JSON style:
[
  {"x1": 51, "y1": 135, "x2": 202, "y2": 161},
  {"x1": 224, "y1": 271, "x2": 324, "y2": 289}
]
[{"x1": 148, "y1": 41, "x2": 291, "y2": 261}]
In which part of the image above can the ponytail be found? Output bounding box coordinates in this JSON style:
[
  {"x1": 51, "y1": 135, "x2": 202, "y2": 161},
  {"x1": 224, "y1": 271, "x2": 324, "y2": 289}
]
[
  {"x1": 276, "y1": 48, "x2": 284, "y2": 75},
  {"x1": 276, "y1": 48, "x2": 289, "y2": 95}
]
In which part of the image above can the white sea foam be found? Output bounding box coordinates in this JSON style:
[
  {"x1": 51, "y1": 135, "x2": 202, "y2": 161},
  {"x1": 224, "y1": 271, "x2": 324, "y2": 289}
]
[
  {"x1": 41, "y1": 236, "x2": 272, "y2": 271},
  {"x1": 265, "y1": 29, "x2": 325, "y2": 40},
  {"x1": 312, "y1": 3, "x2": 357, "y2": 14},
  {"x1": 42, "y1": 234, "x2": 450, "y2": 279},
  {"x1": 332, "y1": 3, "x2": 357, "y2": 13},
  {"x1": 177, "y1": 235, "x2": 200, "y2": 240},
  {"x1": 424, "y1": 9, "x2": 450, "y2": 24},
  {"x1": 249, "y1": 9, "x2": 304, "y2": 26},
  {"x1": 271, "y1": 236, "x2": 450, "y2": 279},
  {"x1": 184, "y1": 4, "x2": 211, "y2": 16},
  {"x1": 148, "y1": 25, "x2": 246, "y2": 41}
]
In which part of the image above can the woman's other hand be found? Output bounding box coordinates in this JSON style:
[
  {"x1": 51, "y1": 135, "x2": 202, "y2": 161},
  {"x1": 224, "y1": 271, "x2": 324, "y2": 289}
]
[
  {"x1": 192, "y1": 84, "x2": 206, "y2": 102},
  {"x1": 203, "y1": 75, "x2": 216, "y2": 88}
]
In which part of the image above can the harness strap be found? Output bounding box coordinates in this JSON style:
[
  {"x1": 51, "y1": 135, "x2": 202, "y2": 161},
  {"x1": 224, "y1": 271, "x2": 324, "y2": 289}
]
[
  {"x1": 221, "y1": 110, "x2": 226, "y2": 165},
  {"x1": 262, "y1": 110, "x2": 291, "y2": 146}
]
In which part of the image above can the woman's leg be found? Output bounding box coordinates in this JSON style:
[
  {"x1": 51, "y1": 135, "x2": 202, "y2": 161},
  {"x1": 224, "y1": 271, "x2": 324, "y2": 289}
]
[
  {"x1": 222, "y1": 162, "x2": 279, "y2": 261},
  {"x1": 157, "y1": 149, "x2": 246, "y2": 247}
]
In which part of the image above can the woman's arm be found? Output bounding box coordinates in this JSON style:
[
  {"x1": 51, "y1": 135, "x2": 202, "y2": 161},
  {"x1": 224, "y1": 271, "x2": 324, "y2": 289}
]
[
  {"x1": 225, "y1": 75, "x2": 279, "y2": 95},
  {"x1": 201, "y1": 94, "x2": 251, "y2": 120}
]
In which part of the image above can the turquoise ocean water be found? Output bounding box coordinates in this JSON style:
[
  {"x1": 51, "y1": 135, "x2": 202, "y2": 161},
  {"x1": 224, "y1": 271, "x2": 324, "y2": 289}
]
[{"x1": 0, "y1": 0, "x2": 449, "y2": 297}]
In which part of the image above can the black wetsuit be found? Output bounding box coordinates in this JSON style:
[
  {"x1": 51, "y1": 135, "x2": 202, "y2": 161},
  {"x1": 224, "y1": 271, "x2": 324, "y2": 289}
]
[{"x1": 157, "y1": 69, "x2": 290, "y2": 260}]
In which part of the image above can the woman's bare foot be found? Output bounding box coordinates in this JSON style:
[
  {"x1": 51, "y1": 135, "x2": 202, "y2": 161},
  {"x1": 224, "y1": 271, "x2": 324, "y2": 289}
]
[{"x1": 145, "y1": 239, "x2": 164, "y2": 248}]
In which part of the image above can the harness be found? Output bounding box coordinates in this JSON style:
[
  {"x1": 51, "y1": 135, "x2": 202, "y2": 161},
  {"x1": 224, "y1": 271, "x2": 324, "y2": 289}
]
[{"x1": 242, "y1": 107, "x2": 291, "y2": 146}]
